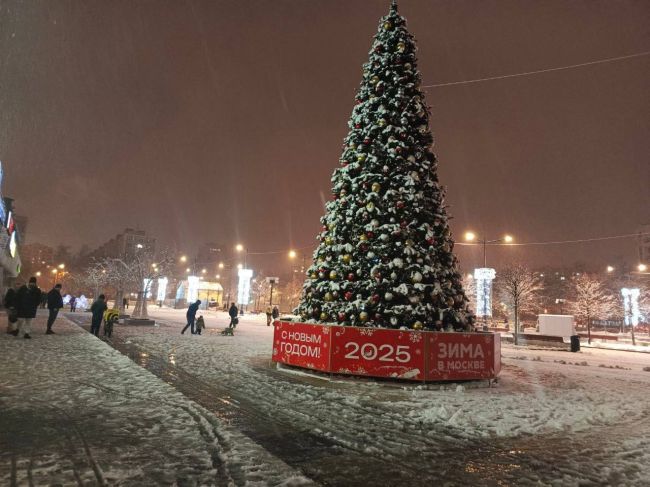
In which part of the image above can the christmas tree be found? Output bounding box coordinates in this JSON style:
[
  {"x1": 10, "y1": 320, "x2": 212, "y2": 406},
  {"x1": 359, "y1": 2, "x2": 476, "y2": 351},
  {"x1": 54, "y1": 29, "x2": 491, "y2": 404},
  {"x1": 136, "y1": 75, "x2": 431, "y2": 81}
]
[{"x1": 297, "y1": 1, "x2": 473, "y2": 331}]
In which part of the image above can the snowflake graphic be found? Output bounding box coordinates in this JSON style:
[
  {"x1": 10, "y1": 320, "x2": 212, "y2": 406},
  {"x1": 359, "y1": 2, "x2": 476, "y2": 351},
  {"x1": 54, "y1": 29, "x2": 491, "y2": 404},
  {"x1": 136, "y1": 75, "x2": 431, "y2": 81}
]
[
  {"x1": 360, "y1": 328, "x2": 375, "y2": 336},
  {"x1": 409, "y1": 333, "x2": 423, "y2": 343}
]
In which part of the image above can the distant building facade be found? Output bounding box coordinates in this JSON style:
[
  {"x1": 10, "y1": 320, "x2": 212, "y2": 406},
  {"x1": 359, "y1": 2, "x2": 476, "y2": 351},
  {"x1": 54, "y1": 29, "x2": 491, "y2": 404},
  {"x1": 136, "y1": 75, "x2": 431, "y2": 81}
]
[
  {"x1": 89, "y1": 228, "x2": 156, "y2": 260},
  {"x1": 21, "y1": 243, "x2": 54, "y2": 268}
]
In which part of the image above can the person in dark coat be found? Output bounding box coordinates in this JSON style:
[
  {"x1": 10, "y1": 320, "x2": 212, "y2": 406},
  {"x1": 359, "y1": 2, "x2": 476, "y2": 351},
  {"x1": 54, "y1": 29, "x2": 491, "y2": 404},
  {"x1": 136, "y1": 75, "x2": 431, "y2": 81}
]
[
  {"x1": 40, "y1": 291, "x2": 47, "y2": 308},
  {"x1": 90, "y1": 294, "x2": 108, "y2": 336},
  {"x1": 228, "y1": 302, "x2": 238, "y2": 328},
  {"x1": 4, "y1": 283, "x2": 19, "y2": 332},
  {"x1": 11, "y1": 277, "x2": 41, "y2": 339},
  {"x1": 272, "y1": 306, "x2": 279, "y2": 321},
  {"x1": 123, "y1": 297, "x2": 129, "y2": 309},
  {"x1": 182, "y1": 300, "x2": 201, "y2": 334},
  {"x1": 70, "y1": 295, "x2": 77, "y2": 312},
  {"x1": 46, "y1": 284, "x2": 64, "y2": 334}
]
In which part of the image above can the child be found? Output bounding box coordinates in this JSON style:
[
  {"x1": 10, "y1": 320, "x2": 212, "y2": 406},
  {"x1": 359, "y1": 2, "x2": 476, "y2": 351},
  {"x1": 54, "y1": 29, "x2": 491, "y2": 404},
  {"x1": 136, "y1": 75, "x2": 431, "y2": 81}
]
[
  {"x1": 103, "y1": 309, "x2": 119, "y2": 338},
  {"x1": 195, "y1": 315, "x2": 205, "y2": 335}
]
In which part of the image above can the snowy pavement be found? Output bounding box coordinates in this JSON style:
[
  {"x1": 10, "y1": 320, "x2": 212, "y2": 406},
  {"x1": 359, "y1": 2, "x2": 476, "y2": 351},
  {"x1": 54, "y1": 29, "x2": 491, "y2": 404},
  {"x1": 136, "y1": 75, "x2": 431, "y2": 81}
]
[
  {"x1": 59, "y1": 306, "x2": 650, "y2": 486},
  {"x1": 0, "y1": 311, "x2": 312, "y2": 486}
]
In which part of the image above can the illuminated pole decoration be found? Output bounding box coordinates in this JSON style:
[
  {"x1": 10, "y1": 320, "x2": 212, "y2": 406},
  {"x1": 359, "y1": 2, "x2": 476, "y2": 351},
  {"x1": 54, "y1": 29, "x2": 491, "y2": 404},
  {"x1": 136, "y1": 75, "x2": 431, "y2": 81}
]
[
  {"x1": 157, "y1": 277, "x2": 168, "y2": 303},
  {"x1": 143, "y1": 278, "x2": 154, "y2": 299},
  {"x1": 473, "y1": 268, "x2": 496, "y2": 317},
  {"x1": 187, "y1": 276, "x2": 200, "y2": 303},
  {"x1": 621, "y1": 288, "x2": 640, "y2": 326},
  {"x1": 237, "y1": 268, "x2": 253, "y2": 310}
]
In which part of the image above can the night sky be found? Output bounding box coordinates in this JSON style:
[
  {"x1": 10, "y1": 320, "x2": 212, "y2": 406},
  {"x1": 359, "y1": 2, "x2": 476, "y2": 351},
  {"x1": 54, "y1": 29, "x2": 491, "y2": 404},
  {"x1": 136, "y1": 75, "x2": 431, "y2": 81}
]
[{"x1": 1, "y1": 0, "x2": 648, "y2": 274}]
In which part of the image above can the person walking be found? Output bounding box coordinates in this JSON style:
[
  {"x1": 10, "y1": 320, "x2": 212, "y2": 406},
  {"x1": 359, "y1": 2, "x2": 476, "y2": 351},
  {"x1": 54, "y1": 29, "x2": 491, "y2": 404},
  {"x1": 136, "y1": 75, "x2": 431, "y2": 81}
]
[
  {"x1": 46, "y1": 283, "x2": 64, "y2": 334},
  {"x1": 4, "y1": 282, "x2": 19, "y2": 333},
  {"x1": 70, "y1": 295, "x2": 77, "y2": 312},
  {"x1": 265, "y1": 306, "x2": 272, "y2": 326},
  {"x1": 228, "y1": 302, "x2": 238, "y2": 328},
  {"x1": 271, "y1": 305, "x2": 279, "y2": 324},
  {"x1": 90, "y1": 294, "x2": 107, "y2": 336},
  {"x1": 123, "y1": 297, "x2": 129, "y2": 309},
  {"x1": 182, "y1": 300, "x2": 201, "y2": 335},
  {"x1": 11, "y1": 277, "x2": 41, "y2": 339}
]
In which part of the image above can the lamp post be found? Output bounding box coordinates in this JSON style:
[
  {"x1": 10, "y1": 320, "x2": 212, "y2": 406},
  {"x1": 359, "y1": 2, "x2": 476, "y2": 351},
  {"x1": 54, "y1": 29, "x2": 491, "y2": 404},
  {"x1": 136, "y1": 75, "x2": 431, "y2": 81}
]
[{"x1": 464, "y1": 232, "x2": 513, "y2": 328}]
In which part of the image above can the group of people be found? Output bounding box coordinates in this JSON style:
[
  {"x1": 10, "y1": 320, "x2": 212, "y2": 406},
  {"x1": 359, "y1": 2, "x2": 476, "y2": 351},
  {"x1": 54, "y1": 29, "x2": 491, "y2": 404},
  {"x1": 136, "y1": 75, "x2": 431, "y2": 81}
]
[
  {"x1": 181, "y1": 300, "x2": 240, "y2": 335},
  {"x1": 265, "y1": 305, "x2": 280, "y2": 326},
  {"x1": 4, "y1": 277, "x2": 64, "y2": 338}
]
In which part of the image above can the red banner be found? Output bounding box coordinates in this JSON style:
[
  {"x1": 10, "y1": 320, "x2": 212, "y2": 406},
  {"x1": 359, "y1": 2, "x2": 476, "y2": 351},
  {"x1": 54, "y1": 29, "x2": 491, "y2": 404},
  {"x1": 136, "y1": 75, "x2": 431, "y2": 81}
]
[
  {"x1": 329, "y1": 327, "x2": 426, "y2": 380},
  {"x1": 272, "y1": 321, "x2": 331, "y2": 371},
  {"x1": 272, "y1": 322, "x2": 500, "y2": 382},
  {"x1": 425, "y1": 332, "x2": 499, "y2": 381}
]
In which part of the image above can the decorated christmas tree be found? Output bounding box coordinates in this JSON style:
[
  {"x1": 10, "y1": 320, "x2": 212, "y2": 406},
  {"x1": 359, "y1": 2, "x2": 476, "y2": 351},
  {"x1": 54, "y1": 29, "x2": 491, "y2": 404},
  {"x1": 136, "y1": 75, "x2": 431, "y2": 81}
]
[{"x1": 296, "y1": 1, "x2": 474, "y2": 331}]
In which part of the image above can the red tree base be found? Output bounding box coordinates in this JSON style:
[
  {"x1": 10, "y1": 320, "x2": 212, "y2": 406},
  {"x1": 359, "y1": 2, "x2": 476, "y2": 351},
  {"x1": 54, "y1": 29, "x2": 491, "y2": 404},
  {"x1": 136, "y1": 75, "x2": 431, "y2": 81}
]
[{"x1": 272, "y1": 321, "x2": 501, "y2": 382}]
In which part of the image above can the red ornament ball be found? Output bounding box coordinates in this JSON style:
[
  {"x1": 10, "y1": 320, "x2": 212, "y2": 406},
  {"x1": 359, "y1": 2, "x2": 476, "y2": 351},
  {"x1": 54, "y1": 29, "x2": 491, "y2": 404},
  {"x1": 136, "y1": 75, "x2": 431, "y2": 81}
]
[
  {"x1": 396, "y1": 201, "x2": 405, "y2": 209},
  {"x1": 344, "y1": 291, "x2": 353, "y2": 301},
  {"x1": 372, "y1": 294, "x2": 380, "y2": 303},
  {"x1": 338, "y1": 312, "x2": 346, "y2": 322},
  {"x1": 347, "y1": 273, "x2": 356, "y2": 281}
]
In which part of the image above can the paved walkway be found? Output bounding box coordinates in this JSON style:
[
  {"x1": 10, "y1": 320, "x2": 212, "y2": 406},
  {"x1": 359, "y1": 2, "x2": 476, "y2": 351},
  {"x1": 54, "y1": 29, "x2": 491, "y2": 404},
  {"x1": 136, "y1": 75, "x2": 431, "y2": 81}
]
[{"x1": 0, "y1": 311, "x2": 311, "y2": 486}]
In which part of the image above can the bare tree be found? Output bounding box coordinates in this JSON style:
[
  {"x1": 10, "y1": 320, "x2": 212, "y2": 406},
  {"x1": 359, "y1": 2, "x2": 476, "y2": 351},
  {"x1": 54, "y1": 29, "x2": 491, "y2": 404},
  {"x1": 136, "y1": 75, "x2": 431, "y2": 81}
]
[
  {"x1": 282, "y1": 275, "x2": 303, "y2": 313},
  {"x1": 496, "y1": 264, "x2": 543, "y2": 345},
  {"x1": 567, "y1": 274, "x2": 618, "y2": 344},
  {"x1": 252, "y1": 278, "x2": 272, "y2": 311},
  {"x1": 128, "y1": 249, "x2": 175, "y2": 319},
  {"x1": 102, "y1": 258, "x2": 138, "y2": 312},
  {"x1": 75, "y1": 263, "x2": 109, "y2": 298}
]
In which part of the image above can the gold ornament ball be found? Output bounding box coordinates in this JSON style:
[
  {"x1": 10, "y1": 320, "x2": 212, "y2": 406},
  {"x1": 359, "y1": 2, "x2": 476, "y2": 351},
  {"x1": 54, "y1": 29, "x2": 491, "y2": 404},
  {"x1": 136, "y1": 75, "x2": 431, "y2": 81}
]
[
  {"x1": 328, "y1": 223, "x2": 336, "y2": 230},
  {"x1": 371, "y1": 75, "x2": 380, "y2": 85},
  {"x1": 329, "y1": 270, "x2": 338, "y2": 279},
  {"x1": 397, "y1": 42, "x2": 406, "y2": 52},
  {"x1": 357, "y1": 154, "x2": 367, "y2": 162},
  {"x1": 310, "y1": 272, "x2": 318, "y2": 279},
  {"x1": 413, "y1": 321, "x2": 423, "y2": 330},
  {"x1": 324, "y1": 292, "x2": 333, "y2": 302},
  {"x1": 405, "y1": 239, "x2": 414, "y2": 247},
  {"x1": 320, "y1": 312, "x2": 329, "y2": 321},
  {"x1": 446, "y1": 297, "x2": 455, "y2": 307},
  {"x1": 359, "y1": 311, "x2": 369, "y2": 322},
  {"x1": 359, "y1": 234, "x2": 368, "y2": 242},
  {"x1": 342, "y1": 254, "x2": 351, "y2": 264},
  {"x1": 371, "y1": 182, "x2": 381, "y2": 192},
  {"x1": 366, "y1": 201, "x2": 375, "y2": 211},
  {"x1": 383, "y1": 21, "x2": 392, "y2": 30},
  {"x1": 325, "y1": 237, "x2": 333, "y2": 245},
  {"x1": 378, "y1": 118, "x2": 387, "y2": 127}
]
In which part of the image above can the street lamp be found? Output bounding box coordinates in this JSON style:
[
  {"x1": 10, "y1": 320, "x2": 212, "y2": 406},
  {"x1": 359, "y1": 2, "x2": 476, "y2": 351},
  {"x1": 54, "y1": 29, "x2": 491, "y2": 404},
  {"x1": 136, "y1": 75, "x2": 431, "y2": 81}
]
[
  {"x1": 606, "y1": 265, "x2": 615, "y2": 273},
  {"x1": 235, "y1": 244, "x2": 248, "y2": 268},
  {"x1": 58, "y1": 263, "x2": 65, "y2": 269},
  {"x1": 180, "y1": 255, "x2": 187, "y2": 263},
  {"x1": 464, "y1": 231, "x2": 514, "y2": 268},
  {"x1": 639, "y1": 264, "x2": 648, "y2": 273}
]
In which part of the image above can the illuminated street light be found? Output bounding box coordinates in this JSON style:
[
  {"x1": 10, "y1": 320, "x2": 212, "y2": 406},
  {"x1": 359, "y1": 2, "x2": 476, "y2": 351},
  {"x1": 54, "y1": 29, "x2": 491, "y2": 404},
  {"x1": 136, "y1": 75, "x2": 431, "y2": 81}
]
[
  {"x1": 201, "y1": 268, "x2": 207, "y2": 274},
  {"x1": 218, "y1": 262, "x2": 224, "y2": 269},
  {"x1": 504, "y1": 235, "x2": 514, "y2": 244},
  {"x1": 58, "y1": 263, "x2": 65, "y2": 269},
  {"x1": 51, "y1": 269, "x2": 57, "y2": 274},
  {"x1": 235, "y1": 244, "x2": 244, "y2": 252},
  {"x1": 215, "y1": 274, "x2": 221, "y2": 279},
  {"x1": 288, "y1": 249, "x2": 297, "y2": 259},
  {"x1": 180, "y1": 255, "x2": 187, "y2": 263},
  {"x1": 237, "y1": 263, "x2": 243, "y2": 270},
  {"x1": 606, "y1": 266, "x2": 615, "y2": 273},
  {"x1": 136, "y1": 243, "x2": 143, "y2": 249},
  {"x1": 639, "y1": 264, "x2": 648, "y2": 272},
  {"x1": 464, "y1": 231, "x2": 476, "y2": 242},
  {"x1": 36, "y1": 271, "x2": 41, "y2": 277}
]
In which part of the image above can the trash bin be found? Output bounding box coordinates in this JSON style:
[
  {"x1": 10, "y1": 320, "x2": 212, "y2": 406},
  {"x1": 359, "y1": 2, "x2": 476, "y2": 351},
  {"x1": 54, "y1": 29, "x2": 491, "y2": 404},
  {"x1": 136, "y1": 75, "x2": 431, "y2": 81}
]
[{"x1": 570, "y1": 335, "x2": 580, "y2": 352}]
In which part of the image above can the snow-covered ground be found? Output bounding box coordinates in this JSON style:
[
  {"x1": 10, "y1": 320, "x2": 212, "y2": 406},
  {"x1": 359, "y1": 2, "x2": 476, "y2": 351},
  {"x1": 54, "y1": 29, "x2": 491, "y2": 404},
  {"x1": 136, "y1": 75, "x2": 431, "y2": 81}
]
[
  {"x1": 87, "y1": 306, "x2": 650, "y2": 485},
  {"x1": 0, "y1": 312, "x2": 312, "y2": 486}
]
